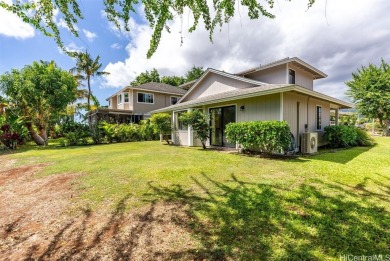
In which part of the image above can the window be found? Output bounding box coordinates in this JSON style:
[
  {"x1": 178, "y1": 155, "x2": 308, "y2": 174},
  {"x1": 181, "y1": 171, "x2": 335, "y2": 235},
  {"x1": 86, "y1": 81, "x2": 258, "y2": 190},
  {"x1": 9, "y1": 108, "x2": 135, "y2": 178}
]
[
  {"x1": 171, "y1": 96, "x2": 179, "y2": 105},
  {"x1": 316, "y1": 106, "x2": 322, "y2": 130},
  {"x1": 289, "y1": 69, "x2": 295, "y2": 84},
  {"x1": 177, "y1": 111, "x2": 188, "y2": 130},
  {"x1": 124, "y1": 93, "x2": 129, "y2": 103},
  {"x1": 117, "y1": 94, "x2": 122, "y2": 104},
  {"x1": 108, "y1": 100, "x2": 111, "y2": 108},
  {"x1": 137, "y1": 92, "x2": 154, "y2": 103}
]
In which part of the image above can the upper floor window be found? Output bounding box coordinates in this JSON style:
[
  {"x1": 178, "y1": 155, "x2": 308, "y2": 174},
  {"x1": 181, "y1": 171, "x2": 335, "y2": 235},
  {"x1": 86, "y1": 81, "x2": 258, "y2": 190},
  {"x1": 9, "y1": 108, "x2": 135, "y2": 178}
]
[
  {"x1": 124, "y1": 93, "x2": 129, "y2": 103},
  {"x1": 171, "y1": 96, "x2": 179, "y2": 105},
  {"x1": 138, "y1": 92, "x2": 154, "y2": 104},
  {"x1": 117, "y1": 94, "x2": 122, "y2": 104},
  {"x1": 316, "y1": 106, "x2": 322, "y2": 130},
  {"x1": 289, "y1": 69, "x2": 296, "y2": 84},
  {"x1": 108, "y1": 100, "x2": 111, "y2": 108}
]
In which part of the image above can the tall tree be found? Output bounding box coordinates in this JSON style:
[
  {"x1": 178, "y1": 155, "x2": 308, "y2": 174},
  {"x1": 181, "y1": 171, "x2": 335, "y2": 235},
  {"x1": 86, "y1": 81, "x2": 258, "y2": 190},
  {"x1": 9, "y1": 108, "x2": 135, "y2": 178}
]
[
  {"x1": 185, "y1": 66, "x2": 205, "y2": 82},
  {"x1": 130, "y1": 69, "x2": 161, "y2": 86},
  {"x1": 0, "y1": 61, "x2": 78, "y2": 145},
  {"x1": 71, "y1": 51, "x2": 109, "y2": 112},
  {"x1": 161, "y1": 76, "x2": 186, "y2": 86},
  {"x1": 346, "y1": 59, "x2": 390, "y2": 135},
  {"x1": 0, "y1": 1, "x2": 316, "y2": 58}
]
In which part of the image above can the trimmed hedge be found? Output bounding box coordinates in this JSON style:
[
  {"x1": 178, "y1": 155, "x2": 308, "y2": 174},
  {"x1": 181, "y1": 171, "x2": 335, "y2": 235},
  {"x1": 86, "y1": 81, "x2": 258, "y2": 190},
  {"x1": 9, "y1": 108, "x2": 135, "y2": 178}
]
[
  {"x1": 225, "y1": 121, "x2": 291, "y2": 154},
  {"x1": 323, "y1": 125, "x2": 374, "y2": 148}
]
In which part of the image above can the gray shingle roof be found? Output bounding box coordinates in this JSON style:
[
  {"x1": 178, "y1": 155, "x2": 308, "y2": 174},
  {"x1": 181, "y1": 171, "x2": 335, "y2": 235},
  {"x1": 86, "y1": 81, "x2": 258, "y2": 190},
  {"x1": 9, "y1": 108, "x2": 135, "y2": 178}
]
[
  {"x1": 152, "y1": 84, "x2": 291, "y2": 112},
  {"x1": 131, "y1": 82, "x2": 187, "y2": 95},
  {"x1": 151, "y1": 84, "x2": 353, "y2": 113}
]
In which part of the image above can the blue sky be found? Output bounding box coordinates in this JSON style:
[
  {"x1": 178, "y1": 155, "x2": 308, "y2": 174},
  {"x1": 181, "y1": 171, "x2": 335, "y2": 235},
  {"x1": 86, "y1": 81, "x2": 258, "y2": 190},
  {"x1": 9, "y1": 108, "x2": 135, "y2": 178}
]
[{"x1": 1, "y1": 0, "x2": 390, "y2": 106}]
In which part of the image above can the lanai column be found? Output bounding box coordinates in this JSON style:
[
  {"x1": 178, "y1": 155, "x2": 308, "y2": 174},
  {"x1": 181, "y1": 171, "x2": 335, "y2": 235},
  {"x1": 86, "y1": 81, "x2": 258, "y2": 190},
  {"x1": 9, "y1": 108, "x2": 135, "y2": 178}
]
[
  {"x1": 188, "y1": 108, "x2": 193, "y2": 146},
  {"x1": 171, "y1": 111, "x2": 176, "y2": 144},
  {"x1": 335, "y1": 108, "x2": 339, "y2": 125}
]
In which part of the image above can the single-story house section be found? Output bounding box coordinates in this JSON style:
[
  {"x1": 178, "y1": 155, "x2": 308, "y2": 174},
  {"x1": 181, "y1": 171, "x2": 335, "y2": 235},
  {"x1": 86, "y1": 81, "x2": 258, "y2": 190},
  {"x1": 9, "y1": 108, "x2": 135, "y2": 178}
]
[{"x1": 151, "y1": 57, "x2": 353, "y2": 151}]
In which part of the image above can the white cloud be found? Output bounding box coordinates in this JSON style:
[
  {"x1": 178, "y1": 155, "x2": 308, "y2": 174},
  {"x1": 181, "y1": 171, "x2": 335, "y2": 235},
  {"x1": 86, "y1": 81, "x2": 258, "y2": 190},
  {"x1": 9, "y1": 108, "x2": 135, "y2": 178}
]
[
  {"x1": 58, "y1": 42, "x2": 84, "y2": 54},
  {"x1": 111, "y1": 43, "x2": 122, "y2": 49},
  {"x1": 102, "y1": 0, "x2": 390, "y2": 100},
  {"x1": 82, "y1": 29, "x2": 97, "y2": 42},
  {"x1": 0, "y1": 0, "x2": 35, "y2": 39},
  {"x1": 57, "y1": 18, "x2": 79, "y2": 32}
]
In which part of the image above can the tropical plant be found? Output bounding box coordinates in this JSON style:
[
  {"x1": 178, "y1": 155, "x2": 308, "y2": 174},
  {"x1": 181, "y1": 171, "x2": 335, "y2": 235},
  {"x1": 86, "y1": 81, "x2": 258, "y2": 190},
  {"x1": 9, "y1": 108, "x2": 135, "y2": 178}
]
[
  {"x1": 346, "y1": 59, "x2": 390, "y2": 135},
  {"x1": 150, "y1": 113, "x2": 172, "y2": 144},
  {"x1": 70, "y1": 51, "x2": 109, "y2": 112},
  {"x1": 0, "y1": 61, "x2": 78, "y2": 146},
  {"x1": 179, "y1": 110, "x2": 210, "y2": 149}
]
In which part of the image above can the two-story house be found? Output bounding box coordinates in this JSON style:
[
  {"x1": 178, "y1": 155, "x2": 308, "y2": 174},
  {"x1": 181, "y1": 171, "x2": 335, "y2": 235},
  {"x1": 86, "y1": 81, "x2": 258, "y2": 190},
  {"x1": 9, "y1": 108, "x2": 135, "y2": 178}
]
[
  {"x1": 91, "y1": 82, "x2": 187, "y2": 123},
  {"x1": 151, "y1": 57, "x2": 353, "y2": 150}
]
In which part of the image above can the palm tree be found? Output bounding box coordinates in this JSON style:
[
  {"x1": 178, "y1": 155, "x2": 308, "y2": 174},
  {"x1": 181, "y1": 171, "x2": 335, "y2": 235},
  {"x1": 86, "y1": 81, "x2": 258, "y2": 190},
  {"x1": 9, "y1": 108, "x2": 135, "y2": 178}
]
[{"x1": 70, "y1": 51, "x2": 109, "y2": 112}]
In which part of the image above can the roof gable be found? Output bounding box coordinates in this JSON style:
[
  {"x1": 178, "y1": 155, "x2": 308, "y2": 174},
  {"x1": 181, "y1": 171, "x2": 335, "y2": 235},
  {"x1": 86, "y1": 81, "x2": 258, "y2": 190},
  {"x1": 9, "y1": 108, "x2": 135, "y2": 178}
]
[
  {"x1": 179, "y1": 68, "x2": 266, "y2": 103},
  {"x1": 236, "y1": 57, "x2": 327, "y2": 79}
]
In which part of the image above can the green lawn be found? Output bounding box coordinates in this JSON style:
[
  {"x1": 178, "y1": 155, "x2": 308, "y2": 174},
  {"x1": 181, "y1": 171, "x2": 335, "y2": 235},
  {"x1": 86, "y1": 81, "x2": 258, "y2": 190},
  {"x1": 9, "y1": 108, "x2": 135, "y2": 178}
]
[{"x1": 3, "y1": 137, "x2": 390, "y2": 260}]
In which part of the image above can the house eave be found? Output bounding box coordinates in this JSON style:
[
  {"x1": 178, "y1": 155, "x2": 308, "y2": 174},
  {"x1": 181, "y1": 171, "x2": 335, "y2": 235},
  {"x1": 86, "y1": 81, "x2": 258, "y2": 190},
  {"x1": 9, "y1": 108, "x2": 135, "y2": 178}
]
[{"x1": 150, "y1": 85, "x2": 353, "y2": 114}]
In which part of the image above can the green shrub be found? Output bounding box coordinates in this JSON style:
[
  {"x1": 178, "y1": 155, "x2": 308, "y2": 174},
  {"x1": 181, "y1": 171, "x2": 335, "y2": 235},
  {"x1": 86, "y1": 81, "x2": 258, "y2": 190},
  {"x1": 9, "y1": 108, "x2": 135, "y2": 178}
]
[
  {"x1": 323, "y1": 125, "x2": 358, "y2": 148},
  {"x1": 178, "y1": 110, "x2": 210, "y2": 149},
  {"x1": 355, "y1": 129, "x2": 375, "y2": 146},
  {"x1": 225, "y1": 121, "x2": 291, "y2": 154},
  {"x1": 99, "y1": 121, "x2": 153, "y2": 143}
]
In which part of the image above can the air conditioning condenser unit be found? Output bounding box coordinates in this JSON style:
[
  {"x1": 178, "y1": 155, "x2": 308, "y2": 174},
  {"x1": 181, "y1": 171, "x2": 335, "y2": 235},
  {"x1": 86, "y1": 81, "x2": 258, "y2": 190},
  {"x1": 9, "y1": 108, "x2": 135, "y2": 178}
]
[{"x1": 301, "y1": 132, "x2": 318, "y2": 154}]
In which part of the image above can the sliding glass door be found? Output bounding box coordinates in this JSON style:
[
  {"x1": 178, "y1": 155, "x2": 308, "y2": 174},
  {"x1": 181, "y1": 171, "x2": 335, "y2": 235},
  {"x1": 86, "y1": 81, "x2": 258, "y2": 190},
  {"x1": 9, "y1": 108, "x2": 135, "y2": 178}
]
[{"x1": 209, "y1": 105, "x2": 236, "y2": 147}]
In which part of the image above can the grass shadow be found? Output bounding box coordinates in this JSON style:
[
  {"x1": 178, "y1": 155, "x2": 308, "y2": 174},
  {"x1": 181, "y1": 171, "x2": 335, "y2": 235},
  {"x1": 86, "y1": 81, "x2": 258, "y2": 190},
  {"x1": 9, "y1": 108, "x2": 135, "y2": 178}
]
[{"x1": 145, "y1": 173, "x2": 390, "y2": 260}]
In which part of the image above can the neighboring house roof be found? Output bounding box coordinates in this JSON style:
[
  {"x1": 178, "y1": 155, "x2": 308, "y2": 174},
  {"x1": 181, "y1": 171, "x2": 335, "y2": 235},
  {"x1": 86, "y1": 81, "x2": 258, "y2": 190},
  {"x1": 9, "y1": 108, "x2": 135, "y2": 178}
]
[
  {"x1": 236, "y1": 57, "x2": 328, "y2": 79},
  {"x1": 178, "y1": 80, "x2": 197, "y2": 90},
  {"x1": 106, "y1": 82, "x2": 187, "y2": 100},
  {"x1": 178, "y1": 68, "x2": 267, "y2": 103},
  {"x1": 151, "y1": 84, "x2": 353, "y2": 113}
]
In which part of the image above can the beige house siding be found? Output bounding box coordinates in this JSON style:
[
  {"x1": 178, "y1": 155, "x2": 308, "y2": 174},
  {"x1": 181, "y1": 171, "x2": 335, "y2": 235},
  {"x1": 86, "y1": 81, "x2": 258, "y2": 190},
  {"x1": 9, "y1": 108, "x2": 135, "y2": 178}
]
[
  {"x1": 182, "y1": 73, "x2": 254, "y2": 102},
  {"x1": 173, "y1": 94, "x2": 281, "y2": 146},
  {"x1": 283, "y1": 91, "x2": 330, "y2": 146},
  {"x1": 288, "y1": 64, "x2": 314, "y2": 90},
  {"x1": 133, "y1": 91, "x2": 178, "y2": 114},
  {"x1": 244, "y1": 65, "x2": 286, "y2": 84},
  {"x1": 283, "y1": 92, "x2": 309, "y2": 144}
]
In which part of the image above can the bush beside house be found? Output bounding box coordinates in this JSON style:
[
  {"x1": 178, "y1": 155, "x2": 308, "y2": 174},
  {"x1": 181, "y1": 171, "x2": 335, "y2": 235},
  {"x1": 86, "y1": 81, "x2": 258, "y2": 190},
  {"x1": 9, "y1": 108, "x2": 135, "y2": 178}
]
[
  {"x1": 323, "y1": 125, "x2": 374, "y2": 148},
  {"x1": 225, "y1": 121, "x2": 291, "y2": 154}
]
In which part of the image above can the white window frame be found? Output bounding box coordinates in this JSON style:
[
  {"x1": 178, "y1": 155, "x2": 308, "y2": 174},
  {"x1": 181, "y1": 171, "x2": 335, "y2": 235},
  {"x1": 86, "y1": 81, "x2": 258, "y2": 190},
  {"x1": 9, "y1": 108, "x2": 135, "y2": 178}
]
[
  {"x1": 316, "y1": 105, "x2": 322, "y2": 130},
  {"x1": 108, "y1": 99, "x2": 111, "y2": 108},
  {"x1": 170, "y1": 96, "x2": 180, "y2": 105},
  {"x1": 124, "y1": 92, "x2": 129, "y2": 103},
  {"x1": 137, "y1": 92, "x2": 154, "y2": 104},
  {"x1": 117, "y1": 94, "x2": 123, "y2": 104}
]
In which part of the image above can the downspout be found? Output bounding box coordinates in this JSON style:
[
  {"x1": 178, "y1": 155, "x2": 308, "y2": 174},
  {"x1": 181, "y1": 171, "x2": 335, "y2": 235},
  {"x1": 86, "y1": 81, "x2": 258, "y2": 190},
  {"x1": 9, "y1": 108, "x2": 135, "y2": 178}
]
[{"x1": 306, "y1": 96, "x2": 310, "y2": 132}]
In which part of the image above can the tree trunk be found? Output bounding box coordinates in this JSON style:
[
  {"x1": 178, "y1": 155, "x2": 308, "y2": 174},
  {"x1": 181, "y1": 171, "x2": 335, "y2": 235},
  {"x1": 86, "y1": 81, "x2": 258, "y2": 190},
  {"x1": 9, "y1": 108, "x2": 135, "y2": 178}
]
[
  {"x1": 39, "y1": 126, "x2": 48, "y2": 146},
  {"x1": 383, "y1": 120, "x2": 390, "y2": 136},
  {"x1": 26, "y1": 122, "x2": 46, "y2": 146},
  {"x1": 201, "y1": 140, "x2": 207, "y2": 149},
  {"x1": 87, "y1": 76, "x2": 92, "y2": 130}
]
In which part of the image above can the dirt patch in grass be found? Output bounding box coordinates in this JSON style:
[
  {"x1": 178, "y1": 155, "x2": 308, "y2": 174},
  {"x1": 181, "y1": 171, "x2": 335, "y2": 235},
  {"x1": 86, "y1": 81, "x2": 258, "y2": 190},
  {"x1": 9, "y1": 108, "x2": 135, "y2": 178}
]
[{"x1": 0, "y1": 157, "x2": 201, "y2": 260}]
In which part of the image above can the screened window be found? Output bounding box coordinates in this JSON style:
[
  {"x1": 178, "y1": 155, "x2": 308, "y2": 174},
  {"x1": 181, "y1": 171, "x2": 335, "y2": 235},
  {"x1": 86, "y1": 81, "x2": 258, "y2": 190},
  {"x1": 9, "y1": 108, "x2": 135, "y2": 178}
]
[
  {"x1": 117, "y1": 94, "x2": 122, "y2": 104},
  {"x1": 171, "y1": 96, "x2": 179, "y2": 105},
  {"x1": 289, "y1": 69, "x2": 296, "y2": 84},
  {"x1": 124, "y1": 93, "x2": 129, "y2": 102},
  {"x1": 316, "y1": 106, "x2": 322, "y2": 130},
  {"x1": 137, "y1": 92, "x2": 154, "y2": 103}
]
